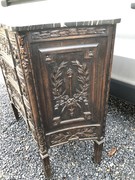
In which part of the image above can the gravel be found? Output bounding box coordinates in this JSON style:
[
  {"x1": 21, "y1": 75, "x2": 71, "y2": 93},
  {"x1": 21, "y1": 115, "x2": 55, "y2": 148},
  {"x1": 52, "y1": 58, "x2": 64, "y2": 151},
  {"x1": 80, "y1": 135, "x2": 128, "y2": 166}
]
[{"x1": 0, "y1": 69, "x2": 135, "y2": 180}]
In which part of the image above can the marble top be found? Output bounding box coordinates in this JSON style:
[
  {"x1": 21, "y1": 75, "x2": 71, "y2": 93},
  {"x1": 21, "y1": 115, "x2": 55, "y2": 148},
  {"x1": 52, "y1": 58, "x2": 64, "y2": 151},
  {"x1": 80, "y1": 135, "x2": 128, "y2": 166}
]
[{"x1": 0, "y1": 0, "x2": 121, "y2": 31}]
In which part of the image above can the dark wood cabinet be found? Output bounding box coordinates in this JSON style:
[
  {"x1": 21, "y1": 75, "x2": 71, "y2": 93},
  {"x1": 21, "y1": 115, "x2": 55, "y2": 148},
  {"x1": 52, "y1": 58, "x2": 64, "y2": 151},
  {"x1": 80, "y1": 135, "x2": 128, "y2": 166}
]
[{"x1": 0, "y1": 19, "x2": 120, "y2": 178}]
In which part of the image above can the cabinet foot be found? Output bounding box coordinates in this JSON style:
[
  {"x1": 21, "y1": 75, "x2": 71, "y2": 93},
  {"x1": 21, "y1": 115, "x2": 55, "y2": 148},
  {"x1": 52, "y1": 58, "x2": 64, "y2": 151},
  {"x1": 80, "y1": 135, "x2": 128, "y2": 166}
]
[
  {"x1": 42, "y1": 156, "x2": 52, "y2": 179},
  {"x1": 93, "y1": 139, "x2": 104, "y2": 164},
  {"x1": 11, "y1": 103, "x2": 20, "y2": 120}
]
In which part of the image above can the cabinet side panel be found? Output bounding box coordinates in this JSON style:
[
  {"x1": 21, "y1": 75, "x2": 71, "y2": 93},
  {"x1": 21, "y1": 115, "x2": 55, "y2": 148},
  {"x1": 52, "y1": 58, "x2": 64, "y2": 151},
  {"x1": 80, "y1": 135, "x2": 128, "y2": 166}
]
[{"x1": 99, "y1": 25, "x2": 117, "y2": 138}]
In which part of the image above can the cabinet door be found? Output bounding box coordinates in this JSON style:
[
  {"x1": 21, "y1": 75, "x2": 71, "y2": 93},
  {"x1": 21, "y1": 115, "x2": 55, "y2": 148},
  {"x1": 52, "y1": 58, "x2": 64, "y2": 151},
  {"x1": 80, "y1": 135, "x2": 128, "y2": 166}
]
[{"x1": 33, "y1": 34, "x2": 110, "y2": 133}]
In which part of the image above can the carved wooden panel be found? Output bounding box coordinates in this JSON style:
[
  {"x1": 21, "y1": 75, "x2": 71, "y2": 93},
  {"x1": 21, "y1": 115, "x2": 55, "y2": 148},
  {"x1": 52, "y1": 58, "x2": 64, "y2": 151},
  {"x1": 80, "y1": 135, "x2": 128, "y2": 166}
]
[
  {"x1": 15, "y1": 34, "x2": 36, "y2": 130},
  {"x1": 8, "y1": 33, "x2": 30, "y2": 101},
  {"x1": 0, "y1": 30, "x2": 35, "y2": 131},
  {"x1": 2, "y1": 61, "x2": 21, "y2": 92},
  {"x1": 38, "y1": 43, "x2": 99, "y2": 129},
  {"x1": 7, "y1": 31, "x2": 20, "y2": 65},
  {"x1": 0, "y1": 29, "x2": 14, "y2": 67},
  {"x1": 46, "y1": 126, "x2": 98, "y2": 146}
]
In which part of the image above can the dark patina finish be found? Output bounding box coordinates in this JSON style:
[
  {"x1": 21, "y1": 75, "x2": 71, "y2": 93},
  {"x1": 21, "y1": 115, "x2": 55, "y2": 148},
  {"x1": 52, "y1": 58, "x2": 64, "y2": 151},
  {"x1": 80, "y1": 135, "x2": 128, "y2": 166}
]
[{"x1": 0, "y1": 19, "x2": 120, "y2": 178}]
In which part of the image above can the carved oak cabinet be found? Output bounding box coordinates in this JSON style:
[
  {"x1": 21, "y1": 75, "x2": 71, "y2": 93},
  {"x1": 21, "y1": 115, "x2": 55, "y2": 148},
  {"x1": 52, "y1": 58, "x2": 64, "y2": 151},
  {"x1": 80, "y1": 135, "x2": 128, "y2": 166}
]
[{"x1": 0, "y1": 8, "x2": 120, "y2": 177}]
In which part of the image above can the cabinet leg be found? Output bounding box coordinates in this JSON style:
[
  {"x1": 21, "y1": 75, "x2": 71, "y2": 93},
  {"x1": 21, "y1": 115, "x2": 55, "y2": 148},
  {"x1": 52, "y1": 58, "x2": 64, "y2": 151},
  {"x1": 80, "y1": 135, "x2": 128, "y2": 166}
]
[
  {"x1": 11, "y1": 103, "x2": 20, "y2": 120},
  {"x1": 93, "y1": 139, "x2": 104, "y2": 164},
  {"x1": 42, "y1": 156, "x2": 52, "y2": 179}
]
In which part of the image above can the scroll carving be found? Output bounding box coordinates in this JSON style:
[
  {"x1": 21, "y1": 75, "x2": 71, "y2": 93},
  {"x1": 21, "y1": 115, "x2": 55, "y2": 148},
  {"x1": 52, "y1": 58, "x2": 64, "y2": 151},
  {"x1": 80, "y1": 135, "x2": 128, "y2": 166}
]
[{"x1": 50, "y1": 127, "x2": 97, "y2": 146}]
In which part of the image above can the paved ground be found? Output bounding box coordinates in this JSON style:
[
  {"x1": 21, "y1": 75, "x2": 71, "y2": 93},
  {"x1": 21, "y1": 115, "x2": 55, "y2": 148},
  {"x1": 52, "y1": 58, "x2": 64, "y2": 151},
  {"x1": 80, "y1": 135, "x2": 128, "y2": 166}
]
[{"x1": 0, "y1": 69, "x2": 135, "y2": 180}]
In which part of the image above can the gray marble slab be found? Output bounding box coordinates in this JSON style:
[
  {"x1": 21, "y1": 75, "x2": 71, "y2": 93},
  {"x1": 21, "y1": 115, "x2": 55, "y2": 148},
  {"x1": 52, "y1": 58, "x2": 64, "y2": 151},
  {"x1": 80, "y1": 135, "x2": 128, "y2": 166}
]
[{"x1": 0, "y1": 0, "x2": 121, "y2": 31}]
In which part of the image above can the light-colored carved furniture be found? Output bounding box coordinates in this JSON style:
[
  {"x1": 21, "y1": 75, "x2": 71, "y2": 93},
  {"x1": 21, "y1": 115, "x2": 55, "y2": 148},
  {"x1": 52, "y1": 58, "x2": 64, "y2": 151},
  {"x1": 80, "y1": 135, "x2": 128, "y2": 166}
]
[{"x1": 0, "y1": 1, "x2": 120, "y2": 178}]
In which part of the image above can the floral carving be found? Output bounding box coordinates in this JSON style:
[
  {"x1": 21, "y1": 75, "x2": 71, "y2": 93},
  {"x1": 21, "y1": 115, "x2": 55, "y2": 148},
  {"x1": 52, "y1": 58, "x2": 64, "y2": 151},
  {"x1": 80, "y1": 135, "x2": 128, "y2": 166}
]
[
  {"x1": 18, "y1": 36, "x2": 29, "y2": 75},
  {"x1": 51, "y1": 61, "x2": 67, "y2": 98},
  {"x1": 51, "y1": 60, "x2": 90, "y2": 118},
  {"x1": 72, "y1": 60, "x2": 89, "y2": 106},
  {"x1": 50, "y1": 127, "x2": 96, "y2": 145}
]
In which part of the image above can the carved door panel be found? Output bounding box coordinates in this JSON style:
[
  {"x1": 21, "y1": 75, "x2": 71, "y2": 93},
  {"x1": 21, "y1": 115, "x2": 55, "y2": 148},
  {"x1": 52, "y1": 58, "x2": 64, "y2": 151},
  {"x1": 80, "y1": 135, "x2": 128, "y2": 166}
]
[
  {"x1": 36, "y1": 38, "x2": 108, "y2": 132},
  {"x1": 0, "y1": 30, "x2": 33, "y2": 126}
]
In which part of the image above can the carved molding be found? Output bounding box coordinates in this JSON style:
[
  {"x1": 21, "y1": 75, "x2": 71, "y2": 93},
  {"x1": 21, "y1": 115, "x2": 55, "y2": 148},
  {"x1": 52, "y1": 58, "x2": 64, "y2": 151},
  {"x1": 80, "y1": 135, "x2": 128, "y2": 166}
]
[
  {"x1": 31, "y1": 27, "x2": 106, "y2": 41},
  {"x1": 49, "y1": 127, "x2": 97, "y2": 146},
  {"x1": 18, "y1": 35, "x2": 31, "y2": 77},
  {"x1": 17, "y1": 34, "x2": 34, "y2": 124},
  {"x1": 36, "y1": 128, "x2": 48, "y2": 158}
]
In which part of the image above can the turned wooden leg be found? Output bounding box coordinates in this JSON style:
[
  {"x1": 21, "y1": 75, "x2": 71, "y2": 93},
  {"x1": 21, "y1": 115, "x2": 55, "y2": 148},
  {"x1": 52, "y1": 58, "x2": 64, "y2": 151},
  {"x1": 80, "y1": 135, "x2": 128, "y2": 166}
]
[
  {"x1": 93, "y1": 139, "x2": 104, "y2": 164},
  {"x1": 11, "y1": 103, "x2": 20, "y2": 120},
  {"x1": 42, "y1": 156, "x2": 52, "y2": 179}
]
